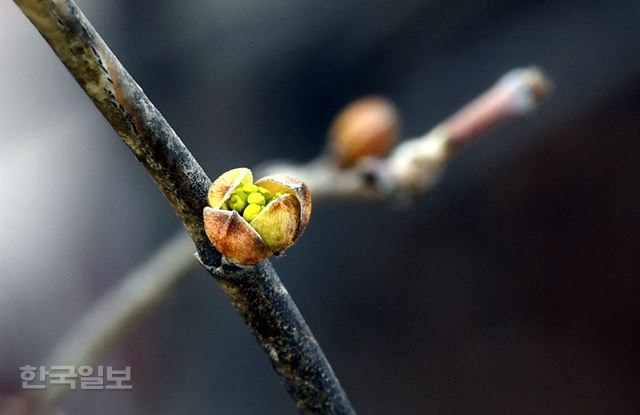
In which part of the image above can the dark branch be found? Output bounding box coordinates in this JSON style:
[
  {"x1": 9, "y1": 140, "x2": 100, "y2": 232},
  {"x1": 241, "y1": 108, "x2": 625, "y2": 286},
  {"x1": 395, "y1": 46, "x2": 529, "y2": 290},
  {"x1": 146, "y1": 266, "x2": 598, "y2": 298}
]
[
  {"x1": 16, "y1": 0, "x2": 212, "y2": 252},
  {"x1": 201, "y1": 260, "x2": 356, "y2": 414},
  {"x1": 14, "y1": 0, "x2": 355, "y2": 413}
]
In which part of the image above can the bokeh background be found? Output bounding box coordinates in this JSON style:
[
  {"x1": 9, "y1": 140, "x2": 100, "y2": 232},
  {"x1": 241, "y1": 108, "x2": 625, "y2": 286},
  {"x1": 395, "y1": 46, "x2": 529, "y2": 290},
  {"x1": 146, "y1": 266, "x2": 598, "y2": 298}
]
[{"x1": 2, "y1": 0, "x2": 639, "y2": 413}]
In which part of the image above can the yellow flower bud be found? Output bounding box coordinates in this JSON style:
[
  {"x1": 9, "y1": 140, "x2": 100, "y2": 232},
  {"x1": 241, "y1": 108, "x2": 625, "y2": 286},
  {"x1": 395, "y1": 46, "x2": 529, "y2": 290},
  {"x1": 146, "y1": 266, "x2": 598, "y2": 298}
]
[
  {"x1": 204, "y1": 167, "x2": 312, "y2": 265},
  {"x1": 228, "y1": 194, "x2": 246, "y2": 212},
  {"x1": 247, "y1": 192, "x2": 266, "y2": 206},
  {"x1": 242, "y1": 184, "x2": 258, "y2": 194},
  {"x1": 243, "y1": 203, "x2": 262, "y2": 222},
  {"x1": 257, "y1": 186, "x2": 272, "y2": 200},
  {"x1": 233, "y1": 188, "x2": 248, "y2": 202}
]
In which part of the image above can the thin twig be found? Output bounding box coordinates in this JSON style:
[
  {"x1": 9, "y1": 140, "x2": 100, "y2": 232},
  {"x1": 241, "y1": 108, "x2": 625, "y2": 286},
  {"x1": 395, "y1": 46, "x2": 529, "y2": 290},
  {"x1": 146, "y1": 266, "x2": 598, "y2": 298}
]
[
  {"x1": 261, "y1": 67, "x2": 552, "y2": 202},
  {"x1": 39, "y1": 232, "x2": 197, "y2": 411},
  {"x1": 14, "y1": 1, "x2": 355, "y2": 414}
]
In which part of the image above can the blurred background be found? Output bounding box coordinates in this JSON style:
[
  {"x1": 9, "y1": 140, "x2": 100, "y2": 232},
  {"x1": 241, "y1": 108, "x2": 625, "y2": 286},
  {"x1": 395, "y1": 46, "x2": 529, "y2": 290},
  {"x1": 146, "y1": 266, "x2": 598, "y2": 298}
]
[{"x1": 1, "y1": 0, "x2": 639, "y2": 413}]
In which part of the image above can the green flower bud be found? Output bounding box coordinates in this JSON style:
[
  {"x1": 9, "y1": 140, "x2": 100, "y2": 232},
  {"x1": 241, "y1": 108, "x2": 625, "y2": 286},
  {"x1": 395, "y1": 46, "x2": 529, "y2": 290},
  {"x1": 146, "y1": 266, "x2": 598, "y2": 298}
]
[
  {"x1": 258, "y1": 186, "x2": 272, "y2": 198},
  {"x1": 233, "y1": 188, "x2": 248, "y2": 202},
  {"x1": 242, "y1": 184, "x2": 258, "y2": 194},
  {"x1": 228, "y1": 194, "x2": 246, "y2": 212},
  {"x1": 247, "y1": 192, "x2": 266, "y2": 206},
  {"x1": 243, "y1": 203, "x2": 262, "y2": 222}
]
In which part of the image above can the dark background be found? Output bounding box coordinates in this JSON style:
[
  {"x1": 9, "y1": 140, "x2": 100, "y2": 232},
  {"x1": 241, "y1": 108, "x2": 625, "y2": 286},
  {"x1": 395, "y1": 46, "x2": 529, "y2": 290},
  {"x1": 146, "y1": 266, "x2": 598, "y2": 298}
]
[{"x1": 2, "y1": 0, "x2": 639, "y2": 413}]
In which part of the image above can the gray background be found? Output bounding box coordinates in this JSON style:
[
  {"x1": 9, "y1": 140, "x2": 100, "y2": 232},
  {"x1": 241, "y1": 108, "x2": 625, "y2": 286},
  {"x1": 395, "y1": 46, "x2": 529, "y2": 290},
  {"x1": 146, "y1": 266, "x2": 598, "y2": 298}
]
[{"x1": 2, "y1": 0, "x2": 639, "y2": 413}]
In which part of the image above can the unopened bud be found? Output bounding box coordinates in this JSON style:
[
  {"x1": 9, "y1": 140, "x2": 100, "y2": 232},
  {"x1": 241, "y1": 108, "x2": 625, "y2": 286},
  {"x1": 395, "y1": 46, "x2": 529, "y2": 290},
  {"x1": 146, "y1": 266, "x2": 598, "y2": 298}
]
[{"x1": 329, "y1": 96, "x2": 400, "y2": 167}]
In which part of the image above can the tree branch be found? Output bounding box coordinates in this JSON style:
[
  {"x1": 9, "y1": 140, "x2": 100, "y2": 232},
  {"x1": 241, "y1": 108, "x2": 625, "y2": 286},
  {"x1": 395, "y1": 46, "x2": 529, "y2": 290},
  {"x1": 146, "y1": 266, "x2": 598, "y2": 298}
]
[
  {"x1": 20, "y1": 65, "x2": 549, "y2": 414},
  {"x1": 39, "y1": 233, "x2": 197, "y2": 411},
  {"x1": 261, "y1": 67, "x2": 551, "y2": 202},
  {"x1": 15, "y1": 0, "x2": 212, "y2": 252},
  {"x1": 14, "y1": 0, "x2": 355, "y2": 414}
]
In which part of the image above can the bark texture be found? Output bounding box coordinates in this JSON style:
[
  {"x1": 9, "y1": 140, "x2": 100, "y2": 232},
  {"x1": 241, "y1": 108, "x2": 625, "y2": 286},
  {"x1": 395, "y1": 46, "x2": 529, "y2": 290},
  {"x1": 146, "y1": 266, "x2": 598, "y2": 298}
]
[{"x1": 15, "y1": 1, "x2": 355, "y2": 413}]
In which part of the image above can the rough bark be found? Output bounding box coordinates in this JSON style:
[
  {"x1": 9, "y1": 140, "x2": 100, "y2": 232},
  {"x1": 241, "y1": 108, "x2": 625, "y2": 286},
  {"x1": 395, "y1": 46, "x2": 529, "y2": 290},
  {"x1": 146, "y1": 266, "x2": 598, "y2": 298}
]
[{"x1": 14, "y1": 1, "x2": 355, "y2": 413}]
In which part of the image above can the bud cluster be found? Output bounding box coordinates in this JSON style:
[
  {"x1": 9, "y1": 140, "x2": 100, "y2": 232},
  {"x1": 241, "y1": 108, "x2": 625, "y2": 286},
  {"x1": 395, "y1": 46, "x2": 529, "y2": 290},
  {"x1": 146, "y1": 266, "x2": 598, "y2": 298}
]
[
  {"x1": 220, "y1": 183, "x2": 284, "y2": 222},
  {"x1": 203, "y1": 168, "x2": 311, "y2": 265}
]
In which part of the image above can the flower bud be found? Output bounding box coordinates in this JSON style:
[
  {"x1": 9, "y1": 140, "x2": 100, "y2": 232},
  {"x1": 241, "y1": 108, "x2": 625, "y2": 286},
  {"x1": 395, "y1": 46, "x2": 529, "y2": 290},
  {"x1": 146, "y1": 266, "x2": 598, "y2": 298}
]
[
  {"x1": 329, "y1": 96, "x2": 400, "y2": 167},
  {"x1": 203, "y1": 167, "x2": 312, "y2": 265}
]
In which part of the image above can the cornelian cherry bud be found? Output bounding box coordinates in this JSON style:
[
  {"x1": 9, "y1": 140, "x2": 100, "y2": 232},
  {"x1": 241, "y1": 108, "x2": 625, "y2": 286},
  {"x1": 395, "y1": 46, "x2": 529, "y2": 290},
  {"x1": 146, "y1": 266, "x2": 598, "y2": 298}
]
[
  {"x1": 203, "y1": 168, "x2": 312, "y2": 265},
  {"x1": 328, "y1": 96, "x2": 400, "y2": 167}
]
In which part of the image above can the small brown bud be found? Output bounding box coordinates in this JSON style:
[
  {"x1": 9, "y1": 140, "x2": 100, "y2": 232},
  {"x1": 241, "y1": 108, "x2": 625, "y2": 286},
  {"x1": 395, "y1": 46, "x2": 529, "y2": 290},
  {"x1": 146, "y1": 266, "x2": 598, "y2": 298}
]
[{"x1": 328, "y1": 96, "x2": 400, "y2": 167}]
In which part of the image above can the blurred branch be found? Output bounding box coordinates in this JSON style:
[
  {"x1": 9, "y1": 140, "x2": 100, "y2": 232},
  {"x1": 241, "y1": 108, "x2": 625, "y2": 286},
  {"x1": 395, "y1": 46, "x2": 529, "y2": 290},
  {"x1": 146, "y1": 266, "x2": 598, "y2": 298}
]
[
  {"x1": 15, "y1": 0, "x2": 356, "y2": 414},
  {"x1": 260, "y1": 68, "x2": 551, "y2": 202},
  {"x1": 38, "y1": 233, "x2": 197, "y2": 411}
]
